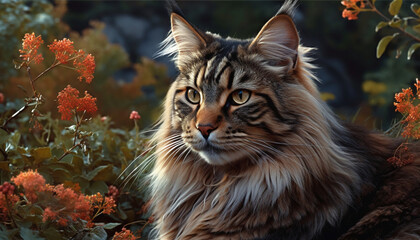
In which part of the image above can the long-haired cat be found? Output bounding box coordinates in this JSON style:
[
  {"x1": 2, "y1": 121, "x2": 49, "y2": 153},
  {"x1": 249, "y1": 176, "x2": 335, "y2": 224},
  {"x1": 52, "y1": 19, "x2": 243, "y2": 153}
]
[{"x1": 147, "y1": 1, "x2": 420, "y2": 239}]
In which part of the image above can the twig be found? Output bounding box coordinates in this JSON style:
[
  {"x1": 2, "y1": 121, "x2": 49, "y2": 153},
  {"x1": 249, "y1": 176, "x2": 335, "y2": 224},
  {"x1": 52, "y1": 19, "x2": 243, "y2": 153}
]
[
  {"x1": 1, "y1": 104, "x2": 29, "y2": 131},
  {"x1": 368, "y1": 1, "x2": 420, "y2": 43},
  {"x1": 26, "y1": 66, "x2": 36, "y2": 95},
  {"x1": 32, "y1": 62, "x2": 59, "y2": 83},
  {"x1": 58, "y1": 143, "x2": 82, "y2": 161}
]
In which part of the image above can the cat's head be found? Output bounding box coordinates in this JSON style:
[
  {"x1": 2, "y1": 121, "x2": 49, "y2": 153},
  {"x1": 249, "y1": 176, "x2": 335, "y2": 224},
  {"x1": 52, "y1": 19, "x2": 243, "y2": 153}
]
[{"x1": 158, "y1": 1, "x2": 320, "y2": 166}]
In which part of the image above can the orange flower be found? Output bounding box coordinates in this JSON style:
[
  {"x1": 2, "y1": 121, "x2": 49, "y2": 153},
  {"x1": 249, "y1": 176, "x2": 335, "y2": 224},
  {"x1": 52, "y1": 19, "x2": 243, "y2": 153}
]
[
  {"x1": 394, "y1": 80, "x2": 420, "y2": 140},
  {"x1": 19, "y1": 33, "x2": 44, "y2": 64},
  {"x1": 11, "y1": 170, "x2": 46, "y2": 202},
  {"x1": 129, "y1": 111, "x2": 141, "y2": 120},
  {"x1": 57, "y1": 85, "x2": 97, "y2": 120},
  {"x1": 78, "y1": 91, "x2": 98, "y2": 116},
  {"x1": 48, "y1": 38, "x2": 75, "y2": 63},
  {"x1": 113, "y1": 228, "x2": 137, "y2": 240},
  {"x1": 341, "y1": 0, "x2": 366, "y2": 20},
  {"x1": 42, "y1": 184, "x2": 91, "y2": 226},
  {"x1": 342, "y1": 9, "x2": 359, "y2": 20},
  {"x1": 87, "y1": 192, "x2": 116, "y2": 216},
  {"x1": 73, "y1": 50, "x2": 95, "y2": 84},
  {"x1": 42, "y1": 207, "x2": 58, "y2": 222},
  {"x1": 0, "y1": 192, "x2": 19, "y2": 221}
]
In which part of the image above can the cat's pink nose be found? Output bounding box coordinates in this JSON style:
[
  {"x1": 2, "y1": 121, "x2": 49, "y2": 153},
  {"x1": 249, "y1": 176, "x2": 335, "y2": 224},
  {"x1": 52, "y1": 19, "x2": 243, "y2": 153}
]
[{"x1": 196, "y1": 124, "x2": 217, "y2": 139}]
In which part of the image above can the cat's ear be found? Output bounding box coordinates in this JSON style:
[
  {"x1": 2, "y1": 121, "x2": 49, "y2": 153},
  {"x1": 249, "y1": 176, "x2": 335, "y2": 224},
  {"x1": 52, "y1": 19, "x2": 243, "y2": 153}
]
[
  {"x1": 249, "y1": 15, "x2": 299, "y2": 69},
  {"x1": 170, "y1": 13, "x2": 207, "y2": 69}
]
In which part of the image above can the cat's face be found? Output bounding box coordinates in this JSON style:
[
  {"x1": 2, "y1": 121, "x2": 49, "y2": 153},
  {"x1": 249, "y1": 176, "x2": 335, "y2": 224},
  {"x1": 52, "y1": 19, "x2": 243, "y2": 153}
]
[{"x1": 163, "y1": 13, "x2": 311, "y2": 166}]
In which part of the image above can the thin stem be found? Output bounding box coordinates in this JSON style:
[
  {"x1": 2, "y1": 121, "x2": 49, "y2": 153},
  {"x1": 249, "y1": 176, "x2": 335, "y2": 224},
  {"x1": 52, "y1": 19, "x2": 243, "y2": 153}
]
[
  {"x1": 58, "y1": 143, "x2": 82, "y2": 161},
  {"x1": 32, "y1": 61, "x2": 60, "y2": 83},
  {"x1": 1, "y1": 104, "x2": 29, "y2": 131},
  {"x1": 73, "y1": 111, "x2": 85, "y2": 146},
  {"x1": 26, "y1": 66, "x2": 36, "y2": 94},
  {"x1": 368, "y1": 1, "x2": 420, "y2": 43}
]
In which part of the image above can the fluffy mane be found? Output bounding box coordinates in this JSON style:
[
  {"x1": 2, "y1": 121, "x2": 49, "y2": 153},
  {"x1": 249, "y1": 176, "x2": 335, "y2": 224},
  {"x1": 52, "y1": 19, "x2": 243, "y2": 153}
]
[{"x1": 144, "y1": 1, "x2": 420, "y2": 240}]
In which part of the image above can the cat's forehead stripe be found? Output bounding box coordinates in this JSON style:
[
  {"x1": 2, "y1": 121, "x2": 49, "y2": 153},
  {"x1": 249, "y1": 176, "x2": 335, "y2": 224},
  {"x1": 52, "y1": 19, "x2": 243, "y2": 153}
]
[{"x1": 195, "y1": 64, "x2": 206, "y2": 88}]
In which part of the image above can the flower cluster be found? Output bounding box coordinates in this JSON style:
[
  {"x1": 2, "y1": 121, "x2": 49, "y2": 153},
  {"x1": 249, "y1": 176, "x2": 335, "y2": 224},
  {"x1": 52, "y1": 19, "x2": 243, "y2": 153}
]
[
  {"x1": 11, "y1": 169, "x2": 46, "y2": 202},
  {"x1": 20, "y1": 34, "x2": 95, "y2": 84},
  {"x1": 87, "y1": 192, "x2": 116, "y2": 216},
  {"x1": 43, "y1": 184, "x2": 91, "y2": 226},
  {"x1": 387, "y1": 144, "x2": 415, "y2": 168},
  {"x1": 57, "y1": 85, "x2": 97, "y2": 120},
  {"x1": 107, "y1": 185, "x2": 120, "y2": 201},
  {"x1": 48, "y1": 38, "x2": 75, "y2": 63},
  {"x1": 19, "y1": 32, "x2": 44, "y2": 64},
  {"x1": 129, "y1": 111, "x2": 141, "y2": 120},
  {"x1": 341, "y1": 0, "x2": 366, "y2": 20},
  {"x1": 6, "y1": 170, "x2": 116, "y2": 228},
  {"x1": 73, "y1": 50, "x2": 96, "y2": 84},
  {"x1": 112, "y1": 228, "x2": 138, "y2": 240},
  {"x1": 0, "y1": 181, "x2": 19, "y2": 221},
  {"x1": 394, "y1": 79, "x2": 420, "y2": 139}
]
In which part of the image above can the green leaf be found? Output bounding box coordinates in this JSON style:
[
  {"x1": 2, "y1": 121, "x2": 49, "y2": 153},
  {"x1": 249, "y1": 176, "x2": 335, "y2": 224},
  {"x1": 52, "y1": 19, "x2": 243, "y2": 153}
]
[
  {"x1": 413, "y1": 24, "x2": 420, "y2": 33},
  {"x1": 389, "y1": 0, "x2": 402, "y2": 16},
  {"x1": 87, "y1": 165, "x2": 114, "y2": 181},
  {"x1": 408, "y1": 43, "x2": 420, "y2": 60},
  {"x1": 0, "y1": 129, "x2": 8, "y2": 146},
  {"x1": 88, "y1": 181, "x2": 109, "y2": 195},
  {"x1": 19, "y1": 227, "x2": 45, "y2": 240},
  {"x1": 31, "y1": 147, "x2": 52, "y2": 164},
  {"x1": 81, "y1": 227, "x2": 107, "y2": 240},
  {"x1": 103, "y1": 222, "x2": 121, "y2": 230},
  {"x1": 411, "y1": 3, "x2": 420, "y2": 17},
  {"x1": 375, "y1": 21, "x2": 388, "y2": 32},
  {"x1": 376, "y1": 33, "x2": 399, "y2": 58},
  {"x1": 388, "y1": 18, "x2": 401, "y2": 28},
  {"x1": 72, "y1": 155, "x2": 84, "y2": 174},
  {"x1": 40, "y1": 227, "x2": 64, "y2": 240}
]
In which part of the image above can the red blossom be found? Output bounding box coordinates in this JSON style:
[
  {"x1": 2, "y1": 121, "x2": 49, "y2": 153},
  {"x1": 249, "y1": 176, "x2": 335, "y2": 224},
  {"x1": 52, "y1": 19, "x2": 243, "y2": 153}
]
[
  {"x1": 0, "y1": 93, "x2": 4, "y2": 104},
  {"x1": 129, "y1": 111, "x2": 141, "y2": 120},
  {"x1": 57, "y1": 85, "x2": 97, "y2": 120},
  {"x1": 113, "y1": 228, "x2": 137, "y2": 240},
  {"x1": 42, "y1": 184, "x2": 91, "y2": 226},
  {"x1": 73, "y1": 50, "x2": 95, "y2": 84},
  {"x1": 11, "y1": 170, "x2": 46, "y2": 202},
  {"x1": 19, "y1": 33, "x2": 44, "y2": 64},
  {"x1": 48, "y1": 38, "x2": 75, "y2": 63},
  {"x1": 394, "y1": 81, "x2": 420, "y2": 140},
  {"x1": 42, "y1": 207, "x2": 58, "y2": 222},
  {"x1": 341, "y1": 0, "x2": 366, "y2": 20},
  {"x1": 87, "y1": 192, "x2": 116, "y2": 216}
]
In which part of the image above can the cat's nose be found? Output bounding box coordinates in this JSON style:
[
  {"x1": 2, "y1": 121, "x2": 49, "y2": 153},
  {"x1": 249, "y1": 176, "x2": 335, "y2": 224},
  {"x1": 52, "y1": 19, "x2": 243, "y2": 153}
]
[{"x1": 196, "y1": 124, "x2": 217, "y2": 139}]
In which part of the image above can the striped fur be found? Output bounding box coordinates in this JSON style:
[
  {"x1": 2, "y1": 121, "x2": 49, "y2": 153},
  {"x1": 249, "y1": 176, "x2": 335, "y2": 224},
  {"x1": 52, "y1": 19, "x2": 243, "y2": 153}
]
[{"x1": 148, "y1": 1, "x2": 420, "y2": 239}]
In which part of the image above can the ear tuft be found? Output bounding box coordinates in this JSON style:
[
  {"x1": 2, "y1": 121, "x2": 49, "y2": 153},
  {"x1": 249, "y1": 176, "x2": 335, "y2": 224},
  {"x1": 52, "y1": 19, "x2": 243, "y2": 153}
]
[
  {"x1": 249, "y1": 15, "x2": 299, "y2": 68},
  {"x1": 170, "y1": 13, "x2": 206, "y2": 68}
]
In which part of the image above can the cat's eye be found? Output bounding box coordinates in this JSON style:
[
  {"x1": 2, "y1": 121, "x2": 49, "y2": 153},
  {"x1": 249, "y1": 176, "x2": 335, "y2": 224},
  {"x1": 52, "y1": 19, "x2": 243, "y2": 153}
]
[
  {"x1": 186, "y1": 88, "x2": 200, "y2": 104},
  {"x1": 231, "y1": 90, "x2": 251, "y2": 105}
]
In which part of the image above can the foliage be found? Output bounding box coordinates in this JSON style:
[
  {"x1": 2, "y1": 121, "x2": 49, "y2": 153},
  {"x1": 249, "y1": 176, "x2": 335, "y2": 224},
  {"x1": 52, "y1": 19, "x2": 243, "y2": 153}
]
[
  {"x1": 0, "y1": 0, "x2": 60, "y2": 80},
  {"x1": 341, "y1": 0, "x2": 420, "y2": 59},
  {"x1": 2, "y1": 1, "x2": 170, "y2": 128},
  {"x1": 0, "y1": 29, "x2": 151, "y2": 239},
  {"x1": 341, "y1": 0, "x2": 420, "y2": 168}
]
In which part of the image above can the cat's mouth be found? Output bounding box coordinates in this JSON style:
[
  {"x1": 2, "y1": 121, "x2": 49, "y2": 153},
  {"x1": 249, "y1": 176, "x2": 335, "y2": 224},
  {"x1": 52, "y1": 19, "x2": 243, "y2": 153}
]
[{"x1": 186, "y1": 139, "x2": 246, "y2": 165}]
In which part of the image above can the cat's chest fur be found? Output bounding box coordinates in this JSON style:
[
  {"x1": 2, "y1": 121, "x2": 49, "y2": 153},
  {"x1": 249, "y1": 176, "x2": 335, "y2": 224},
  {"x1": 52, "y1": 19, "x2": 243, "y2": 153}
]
[{"x1": 150, "y1": 139, "x2": 365, "y2": 240}]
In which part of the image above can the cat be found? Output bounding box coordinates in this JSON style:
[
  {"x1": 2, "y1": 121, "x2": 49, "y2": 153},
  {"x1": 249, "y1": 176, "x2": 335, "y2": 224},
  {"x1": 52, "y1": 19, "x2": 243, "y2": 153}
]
[{"x1": 147, "y1": 1, "x2": 420, "y2": 239}]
